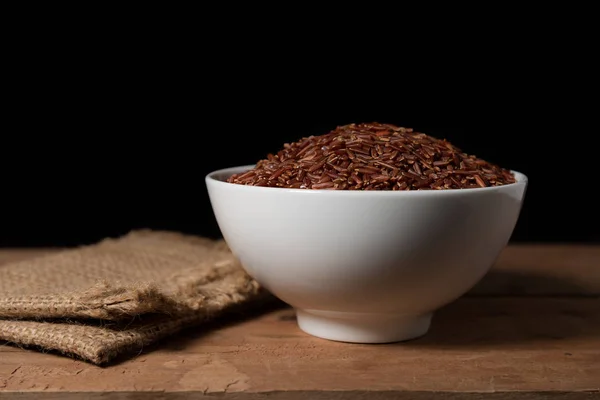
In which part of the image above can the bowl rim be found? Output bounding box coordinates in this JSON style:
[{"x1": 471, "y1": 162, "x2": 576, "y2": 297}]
[{"x1": 206, "y1": 164, "x2": 528, "y2": 196}]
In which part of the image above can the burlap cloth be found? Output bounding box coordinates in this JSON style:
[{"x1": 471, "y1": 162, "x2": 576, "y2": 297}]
[{"x1": 0, "y1": 230, "x2": 270, "y2": 365}]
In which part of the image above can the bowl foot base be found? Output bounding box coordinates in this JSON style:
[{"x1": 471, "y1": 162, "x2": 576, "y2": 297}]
[{"x1": 296, "y1": 309, "x2": 432, "y2": 343}]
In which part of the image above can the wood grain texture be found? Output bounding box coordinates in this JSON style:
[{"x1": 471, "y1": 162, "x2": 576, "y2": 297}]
[
  {"x1": 1, "y1": 393, "x2": 599, "y2": 400},
  {"x1": 470, "y1": 244, "x2": 600, "y2": 296},
  {"x1": 1, "y1": 245, "x2": 599, "y2": 399}
]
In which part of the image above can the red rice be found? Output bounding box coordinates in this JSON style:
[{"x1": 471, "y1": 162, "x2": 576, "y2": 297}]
[{"x1": 227, "y1": 123, "x2": 516, "y2": 190}]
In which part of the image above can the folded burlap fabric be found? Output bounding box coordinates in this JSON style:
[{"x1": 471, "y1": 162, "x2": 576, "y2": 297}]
[{"x1": 0, "y1": 230, "x2": 270, "y2": 365}]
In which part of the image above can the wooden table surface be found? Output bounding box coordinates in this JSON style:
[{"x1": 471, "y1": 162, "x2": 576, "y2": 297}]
[{"x1": 1, "y1": 245, "x2": 599, "y2": 399}]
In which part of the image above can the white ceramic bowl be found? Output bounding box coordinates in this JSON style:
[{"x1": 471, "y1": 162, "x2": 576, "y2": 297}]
[{"x1": 206, "y1": 165, "x2": 528, "y2": 343}]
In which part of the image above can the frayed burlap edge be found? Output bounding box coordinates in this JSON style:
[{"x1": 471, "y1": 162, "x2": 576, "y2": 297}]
[
  {"x1": 0, "y1": 230, "x2": 240, "y2": 320},
  {"x1": 0, "y1": 230, "x2": 275, "y2": 364},
  {"x1": 0, "y1": 283, "x2": 178, "y2": 320},
  {"x1": 0, "y1": 259, "x2": 248, "y2": 321},
  {"x1": 0, "y1": 298, "x2": 273, "y2": 365},
  {"x1": 0, "y1": 270, "x2": 270, "y2": 365}
]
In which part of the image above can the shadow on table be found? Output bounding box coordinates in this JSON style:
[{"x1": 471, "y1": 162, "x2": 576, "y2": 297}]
[
  {"x1": 467, "y1": 268, "x2": 595, "y2": 297},
  {"x1": 157, "y1": 270, "x2": 595, "y2": 350},
  {"x1": 247, "y1": 270, "x2": 598, "y2": 349},
  {"x1": 99, "y1": 297, "x2": 290, "y2": 366},
  {"x1": 408, "y1": 269, "x2": 599, "y2": 348}
]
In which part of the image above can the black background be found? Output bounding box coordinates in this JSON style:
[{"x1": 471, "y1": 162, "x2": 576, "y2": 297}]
[
  {"x1": 1, "y1": 54, "x2": 597, "y2": 247},
  {"x1": 2, "y1": 113, "x2": 597, "y2": 247}
]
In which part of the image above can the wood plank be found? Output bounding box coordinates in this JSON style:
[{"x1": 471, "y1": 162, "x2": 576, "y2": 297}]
[
  {"x1": 1, "y1": 245, "x2": 599, "y2": 398},
  {"x1": 0, "y1": 393, "x2": 598, "y2": 400},
  {"x1": 1, "y1": 299, "x2": 599, "y2": 397},
  {"x1": 470, "y1": 244, "x2": 600, "y2": 296}
]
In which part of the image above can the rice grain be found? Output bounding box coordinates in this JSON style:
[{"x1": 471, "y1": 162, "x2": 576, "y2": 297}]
[{"x1": 227, "y1": 123, "x2": 516, "y2": 190}]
